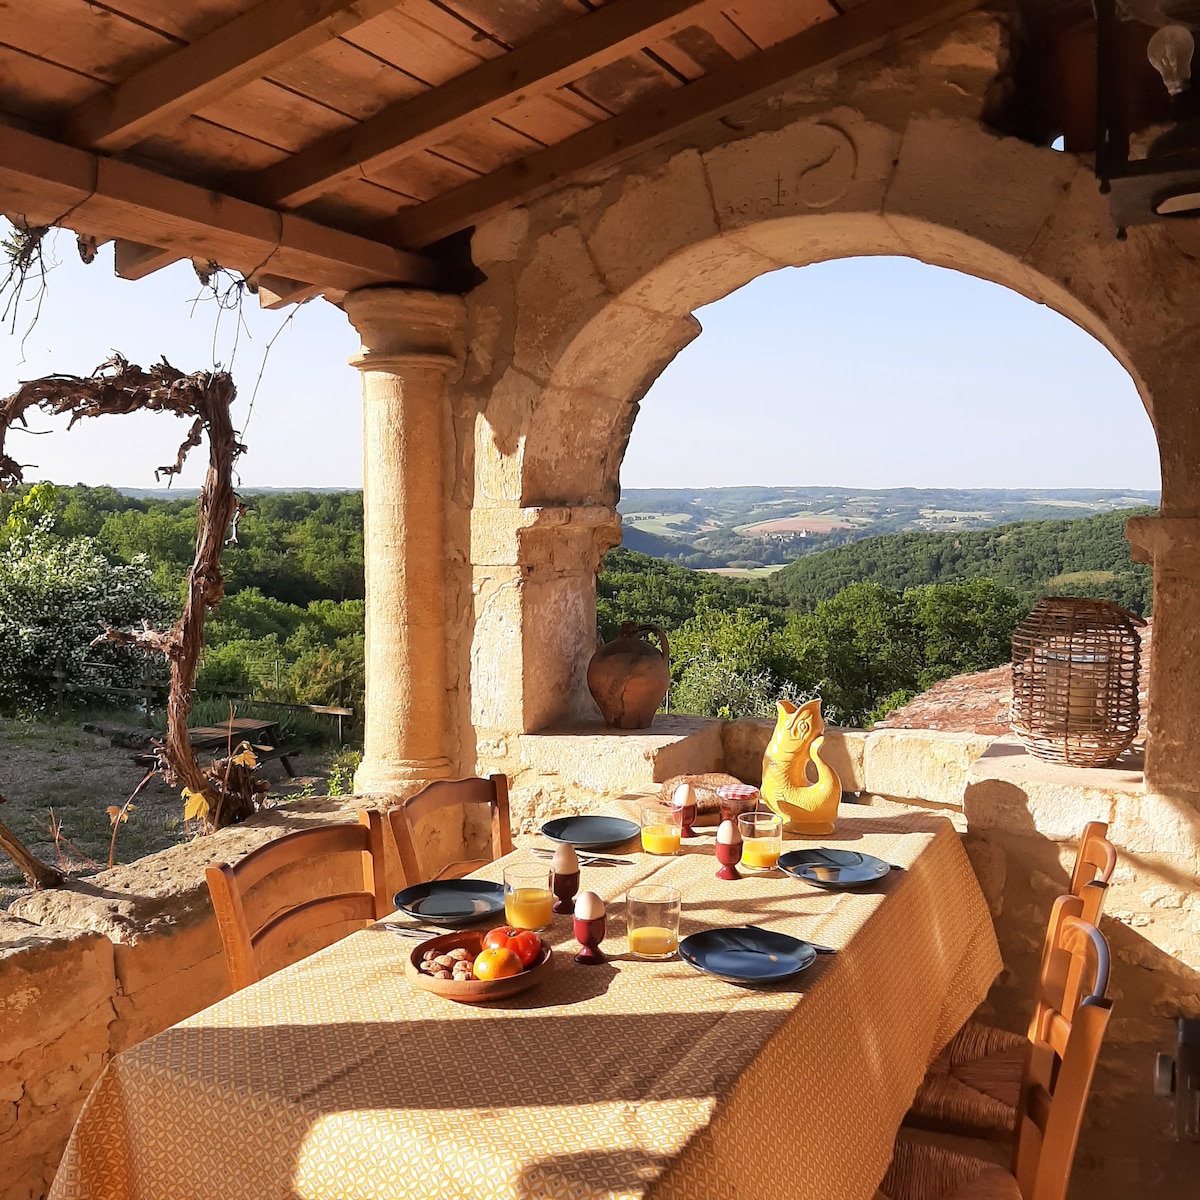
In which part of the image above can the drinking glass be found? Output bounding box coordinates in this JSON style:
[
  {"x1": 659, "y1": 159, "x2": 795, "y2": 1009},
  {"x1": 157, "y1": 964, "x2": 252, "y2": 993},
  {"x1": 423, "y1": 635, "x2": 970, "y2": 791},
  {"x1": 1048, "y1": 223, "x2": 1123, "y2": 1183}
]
[
  {"x1": 737, "y1": 810, "x2": 783, "y2": 873},
  {"x1": 503, "y1": 863, "x2": 554, "y2": 930},
  {"x1": 640, "y1": 803, "x2": 682, "y2": 856},
  {"x1": 626, "y1": 884, "x2": 681, "y2": 959}
]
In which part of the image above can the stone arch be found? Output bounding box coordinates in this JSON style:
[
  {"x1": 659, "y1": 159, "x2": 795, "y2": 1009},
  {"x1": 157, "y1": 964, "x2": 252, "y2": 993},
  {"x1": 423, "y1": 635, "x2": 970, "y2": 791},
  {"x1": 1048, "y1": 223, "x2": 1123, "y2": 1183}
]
[{"x1": 464, "y1": 18, "x2": 1200, "y2": 796}]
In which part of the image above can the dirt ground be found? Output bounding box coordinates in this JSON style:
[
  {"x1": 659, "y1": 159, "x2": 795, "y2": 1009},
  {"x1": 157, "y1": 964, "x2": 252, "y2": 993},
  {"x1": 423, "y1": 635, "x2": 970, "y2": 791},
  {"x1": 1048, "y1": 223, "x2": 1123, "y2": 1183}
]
[{"x1": 0, "y1": 715, "x2": 338, "y2": 907}]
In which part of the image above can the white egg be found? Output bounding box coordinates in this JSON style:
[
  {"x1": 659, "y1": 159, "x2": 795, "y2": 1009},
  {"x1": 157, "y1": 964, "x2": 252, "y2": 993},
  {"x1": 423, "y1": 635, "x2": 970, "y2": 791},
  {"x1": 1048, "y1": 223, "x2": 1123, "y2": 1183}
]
[
  {"x1": 574, "y1": 890, "x2": 605, "y2": 920},
  {"x1": 672, "y1": 782, "x2": 697, "y2": 808},
  {"x1": 551, "y1": 843, "x2": 579, "y2": 874},
  {"x1": 716, "y1": 819, "x2": 741, "y2": 845}
]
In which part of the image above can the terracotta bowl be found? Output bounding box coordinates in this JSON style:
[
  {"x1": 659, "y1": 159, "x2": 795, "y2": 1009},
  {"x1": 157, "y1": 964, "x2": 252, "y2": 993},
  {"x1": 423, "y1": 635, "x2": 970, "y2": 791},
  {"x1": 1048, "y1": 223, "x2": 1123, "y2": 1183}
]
[{"x1": 404, "y1": 929, "x2": 553, "y2": 1004}]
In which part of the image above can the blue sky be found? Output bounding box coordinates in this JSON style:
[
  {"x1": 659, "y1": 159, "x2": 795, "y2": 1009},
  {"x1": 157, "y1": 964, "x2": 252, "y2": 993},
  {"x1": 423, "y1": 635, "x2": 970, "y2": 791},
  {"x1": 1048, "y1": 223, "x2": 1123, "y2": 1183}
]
[{"x1": 0, "y1": 237, "x2": 1159, "y2": 493}]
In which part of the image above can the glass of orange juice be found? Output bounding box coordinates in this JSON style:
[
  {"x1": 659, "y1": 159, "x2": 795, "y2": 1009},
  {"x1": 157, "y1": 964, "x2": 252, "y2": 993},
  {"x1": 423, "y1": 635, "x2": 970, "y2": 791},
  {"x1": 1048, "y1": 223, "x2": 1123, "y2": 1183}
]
[
  {"x1": 626, "y1": 884, "x2": 681, "y2": 959},
  {"x1": 640, "y1": 803, "x2": 682, "y2": 856},
  {"x1": 503, "y1": 864, "x2": 554, "y2": 930},
  {"x1": 737, "y1": 810, "x2": 783, "y2": 873}
]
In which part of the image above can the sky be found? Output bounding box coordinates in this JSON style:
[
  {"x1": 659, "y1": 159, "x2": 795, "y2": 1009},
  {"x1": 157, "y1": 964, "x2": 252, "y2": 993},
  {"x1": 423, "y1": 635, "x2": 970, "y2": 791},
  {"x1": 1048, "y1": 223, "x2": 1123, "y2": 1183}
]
[{"x1": 0, "y1": 236, "x2": 1160, "y2": 493}]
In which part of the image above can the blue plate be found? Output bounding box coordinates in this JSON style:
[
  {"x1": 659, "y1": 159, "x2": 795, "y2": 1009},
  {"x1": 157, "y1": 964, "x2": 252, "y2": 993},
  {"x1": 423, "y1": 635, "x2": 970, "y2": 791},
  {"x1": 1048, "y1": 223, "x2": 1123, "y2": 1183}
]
[
  {"x1": 679, "y1": 926, "x2": 817, "y2": 985},
  {"x1": 393, "y1": 880, "x2": 504, "y2": 926},
  {"x1": 540, "y1": 815, "x2": 639, "y2": 850},
  {"x1": 778, "y1": 848, "x2": 891, "y2": 889}
]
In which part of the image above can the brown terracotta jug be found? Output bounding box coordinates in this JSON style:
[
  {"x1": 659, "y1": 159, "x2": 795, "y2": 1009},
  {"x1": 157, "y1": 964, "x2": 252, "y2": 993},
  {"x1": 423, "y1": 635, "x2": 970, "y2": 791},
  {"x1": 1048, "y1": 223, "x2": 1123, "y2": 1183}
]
[{"x1": 587, "y1": 622, "x2": 670, "y2": 729}]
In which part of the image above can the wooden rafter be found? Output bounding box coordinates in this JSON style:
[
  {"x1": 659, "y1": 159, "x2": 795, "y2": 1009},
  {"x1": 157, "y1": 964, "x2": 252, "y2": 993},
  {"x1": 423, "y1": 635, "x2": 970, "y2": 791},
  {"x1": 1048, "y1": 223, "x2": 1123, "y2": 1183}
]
[
  {"x1": 64, "y1": 0, "x2": 402, "y2": 154},
  {"x1": 378, "y1": 0, "x2": 982, "y2": 249},
  {"x1": 245, "y1": 0, "x2": 734, "y2": 209},
  {"x1": 0, "y1": 123, "x2": 440, "y2": 294}
]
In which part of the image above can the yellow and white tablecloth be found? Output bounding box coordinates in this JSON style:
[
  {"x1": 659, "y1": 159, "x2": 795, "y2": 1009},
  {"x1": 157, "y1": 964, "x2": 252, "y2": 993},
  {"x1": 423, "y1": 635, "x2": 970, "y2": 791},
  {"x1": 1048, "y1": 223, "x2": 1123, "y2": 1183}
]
[{"x1": 50, "y1": 801, "x2": 1001, "y2": 1200}]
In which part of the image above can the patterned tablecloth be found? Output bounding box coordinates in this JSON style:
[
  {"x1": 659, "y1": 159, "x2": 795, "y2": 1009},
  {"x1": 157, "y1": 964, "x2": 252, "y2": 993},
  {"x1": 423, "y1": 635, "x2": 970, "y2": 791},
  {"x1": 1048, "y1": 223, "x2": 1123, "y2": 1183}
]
[{"x1": 50, "y1": 801, "x2": 1001, "y2": 1200}]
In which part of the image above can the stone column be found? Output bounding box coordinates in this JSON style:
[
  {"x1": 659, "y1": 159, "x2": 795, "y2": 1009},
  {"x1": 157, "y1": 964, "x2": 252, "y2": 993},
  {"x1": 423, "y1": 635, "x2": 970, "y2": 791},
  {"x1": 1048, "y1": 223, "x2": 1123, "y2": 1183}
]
[
  {"x1": 1126, "y1": 514, "x2": 1200, "y2": 798},
  {"x1": 343, "y1": 288, "x2": 465, "y2": 798}
]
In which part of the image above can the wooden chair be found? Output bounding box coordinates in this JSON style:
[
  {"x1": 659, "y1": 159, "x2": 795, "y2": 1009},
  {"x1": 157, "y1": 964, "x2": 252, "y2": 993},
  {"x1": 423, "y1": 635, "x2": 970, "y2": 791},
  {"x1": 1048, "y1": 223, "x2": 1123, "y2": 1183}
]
[
  {"x1": 388, "y1": 775, "x2": 513, "y2": 886},
  {"x1": 205, "y1": 811, "x2": 388, "y2": 992},
  {"x1": 879, "y1": 900, "x2": 1113, "y2": 1200},
  {"x1": 904, "y1": 824, "x2": 1116, "y2": 1140}
]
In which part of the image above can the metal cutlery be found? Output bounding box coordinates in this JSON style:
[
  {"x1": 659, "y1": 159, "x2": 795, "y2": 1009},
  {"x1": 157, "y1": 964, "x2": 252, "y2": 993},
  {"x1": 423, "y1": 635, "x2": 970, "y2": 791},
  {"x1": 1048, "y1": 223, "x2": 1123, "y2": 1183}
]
[
  {"x1": 381, "y1": 923, "x2": 452, "y2": 938},
  {"x1": 530, "y1": 847, "x2": 632, "y2": 867}
]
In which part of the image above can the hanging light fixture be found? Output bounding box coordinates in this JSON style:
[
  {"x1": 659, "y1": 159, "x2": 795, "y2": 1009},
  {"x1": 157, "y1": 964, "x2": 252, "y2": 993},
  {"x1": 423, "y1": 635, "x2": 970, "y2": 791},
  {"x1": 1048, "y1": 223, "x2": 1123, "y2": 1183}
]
[{"x1": 1095, "y1": 0, "x2": 1200, "y2": 227}]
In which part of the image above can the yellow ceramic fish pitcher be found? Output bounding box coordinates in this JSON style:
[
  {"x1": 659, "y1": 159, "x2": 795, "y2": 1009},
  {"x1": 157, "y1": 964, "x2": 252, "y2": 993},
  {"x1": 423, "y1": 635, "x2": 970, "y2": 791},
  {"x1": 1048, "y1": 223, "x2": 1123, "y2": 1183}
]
[{"x1": 761, "y1": 698, "x2": 842, "y2": 834}]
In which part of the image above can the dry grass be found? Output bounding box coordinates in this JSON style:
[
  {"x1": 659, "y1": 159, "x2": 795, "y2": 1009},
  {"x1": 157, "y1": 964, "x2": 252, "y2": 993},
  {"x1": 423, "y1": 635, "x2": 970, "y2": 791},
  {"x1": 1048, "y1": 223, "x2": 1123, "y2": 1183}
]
[{"x1": 0, "y1": 715, "x2": 335, "y2": 906}]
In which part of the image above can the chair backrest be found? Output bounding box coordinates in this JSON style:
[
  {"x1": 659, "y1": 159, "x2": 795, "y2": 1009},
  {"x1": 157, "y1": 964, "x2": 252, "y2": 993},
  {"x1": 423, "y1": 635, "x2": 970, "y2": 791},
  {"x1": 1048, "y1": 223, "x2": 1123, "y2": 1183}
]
[
  {"x1": 1069, "y1": 821, "x2": 1116, "y2": 924},
  {"x1": 1014, "y1": 896, "x2": 1113, "y2": 1200},
  {"x1": 389, "y1": 775, "x2": 512, "y2": 886},
  {"x1": 205, "y1": 810, "x2": 387, "y2": 992}
]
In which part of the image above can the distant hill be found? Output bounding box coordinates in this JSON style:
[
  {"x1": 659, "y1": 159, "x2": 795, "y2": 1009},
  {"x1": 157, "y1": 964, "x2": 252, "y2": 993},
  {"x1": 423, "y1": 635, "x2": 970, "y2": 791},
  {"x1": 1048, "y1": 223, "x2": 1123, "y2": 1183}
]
[
  {"x1": 768, "y1": 508, "x2": 1155, "y2": 614},
  {"x1": 617, "y1": 486, "x2": 1160, "y2": 570}
]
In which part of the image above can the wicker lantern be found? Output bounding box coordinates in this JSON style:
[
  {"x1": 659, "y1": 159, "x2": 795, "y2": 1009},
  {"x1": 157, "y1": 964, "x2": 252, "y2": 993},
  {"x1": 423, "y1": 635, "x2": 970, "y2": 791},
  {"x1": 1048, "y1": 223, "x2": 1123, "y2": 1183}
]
[{"x1": 1011, "y1": 597, "x2": 1144, "y2": 767}]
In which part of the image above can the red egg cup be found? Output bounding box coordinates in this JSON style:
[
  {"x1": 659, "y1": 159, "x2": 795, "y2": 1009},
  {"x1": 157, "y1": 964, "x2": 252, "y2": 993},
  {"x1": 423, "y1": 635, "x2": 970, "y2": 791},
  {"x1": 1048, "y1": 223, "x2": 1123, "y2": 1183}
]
[
  {"x1": 552, "y1": 869, "x2": 580, "y2": 914},
  {"x1": 674, "y1": 801, "x2": 697, "y2": 838},
  {"x1": 715, "y1": 838, "x2": 743, "y2": 881},
  {"x1": 573, "y1": 914, "x2": 606, "y2": 964}
]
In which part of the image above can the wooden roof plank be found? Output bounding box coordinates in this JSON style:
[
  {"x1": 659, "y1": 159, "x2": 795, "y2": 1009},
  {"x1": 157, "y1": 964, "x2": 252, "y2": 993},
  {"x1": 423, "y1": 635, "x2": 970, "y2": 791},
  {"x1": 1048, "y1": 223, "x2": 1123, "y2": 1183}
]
[
  {"x1": 0, "y1": 122, "x2": 441, "y2": 293},
  {"x1": 64, "y1": 0, "x2": 403, "y2": 153},
  {"x1": 379, "y1": 0, "x2": 982, "y2": 249},
  {"x1": 246, "y1": 0, "x2": 730, "y2": 208}
]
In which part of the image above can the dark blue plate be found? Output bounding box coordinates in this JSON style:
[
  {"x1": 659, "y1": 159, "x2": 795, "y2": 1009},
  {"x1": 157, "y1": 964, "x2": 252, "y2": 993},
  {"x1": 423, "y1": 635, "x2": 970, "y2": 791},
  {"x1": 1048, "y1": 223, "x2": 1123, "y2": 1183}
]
[
  {"x1": 393, "y1": 880, "x2": 504, "y2": 926},
  {"x1": 679, "y1": 926, "x2": 817, "y2": 984},
  {"x1": 540, "y1": 815, "x2": 639, "y2": 850},
  {"x1": 778, "y1": 848, "x2": 891, "y2": 888}
]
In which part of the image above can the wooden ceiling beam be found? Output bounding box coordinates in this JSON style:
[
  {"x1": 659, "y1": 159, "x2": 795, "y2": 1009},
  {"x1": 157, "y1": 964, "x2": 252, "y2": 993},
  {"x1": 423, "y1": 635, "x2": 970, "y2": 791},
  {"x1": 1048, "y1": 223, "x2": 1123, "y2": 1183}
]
[
  {"x1": 246, "y1": 0, "x2": 731, "y2": 209},
  {"x1": 64, "y1": 0, "x2": 402, "y2": 154},
  {"x1": 114, "y1": 240, "x2": 180, "y2": 281},
  {"x1": 378, "y1": 0, "x2": 982, "y2": 250},
  {"x1": 0, "y1": 123, "x2": 442, "y2": 294}
]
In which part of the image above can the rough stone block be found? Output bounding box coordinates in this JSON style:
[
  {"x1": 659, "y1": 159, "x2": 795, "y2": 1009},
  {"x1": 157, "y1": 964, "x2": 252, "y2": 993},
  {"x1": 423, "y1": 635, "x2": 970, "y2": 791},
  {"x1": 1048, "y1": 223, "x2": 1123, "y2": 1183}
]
[
  {"x1": 964, "y1": 740, "x2": 1146, "y2": 842},
  {"x1": 864, "y1": 729, "x2": 993, "y2": 807},
  {"x1": 704, "y1": 111, "x2": 900, "y2": 233},
  {"x1": 886, "y1": 118, "x2": 1077, "y2": 262},
  {"x1": 0, "y1": 921, "x2": 115, "y2": 1058},
  {"x1": 519, "y1": 716, "x2": 723, "y2": 801},
  {"x1": 513, "y1": 225, "x2": 609, "y2": 383},
  {"x1": 587, "y1": 150, "x2": 718, "y2": 295}
]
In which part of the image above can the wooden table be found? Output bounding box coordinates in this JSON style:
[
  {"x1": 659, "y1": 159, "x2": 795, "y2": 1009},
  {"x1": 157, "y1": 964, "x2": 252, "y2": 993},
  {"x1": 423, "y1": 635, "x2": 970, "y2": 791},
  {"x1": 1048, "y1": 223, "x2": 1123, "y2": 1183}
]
[
  {"x1": 49, "y1": 801, "x2": 1001, "y2": 1200},
  {"x1": 134, "y1": 717, "x2": 297, "y2": 776}
]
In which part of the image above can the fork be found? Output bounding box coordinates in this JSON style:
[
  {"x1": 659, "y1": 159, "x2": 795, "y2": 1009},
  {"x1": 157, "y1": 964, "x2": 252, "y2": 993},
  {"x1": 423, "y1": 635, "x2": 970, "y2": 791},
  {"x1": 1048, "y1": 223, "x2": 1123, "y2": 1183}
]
[{"x1": 530, "y1": 847, "x2": 632, "y2": 867}]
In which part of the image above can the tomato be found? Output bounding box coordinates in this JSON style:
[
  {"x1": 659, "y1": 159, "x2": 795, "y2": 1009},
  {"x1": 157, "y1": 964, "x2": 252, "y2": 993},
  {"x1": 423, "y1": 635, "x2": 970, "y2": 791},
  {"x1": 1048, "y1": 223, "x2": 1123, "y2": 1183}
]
[
  {"x1": 473, "y1": 946, "x2": 522, "y2": 981},
  {"x1": 483, "y1": 926, "x2": 542, "y2": 968}
]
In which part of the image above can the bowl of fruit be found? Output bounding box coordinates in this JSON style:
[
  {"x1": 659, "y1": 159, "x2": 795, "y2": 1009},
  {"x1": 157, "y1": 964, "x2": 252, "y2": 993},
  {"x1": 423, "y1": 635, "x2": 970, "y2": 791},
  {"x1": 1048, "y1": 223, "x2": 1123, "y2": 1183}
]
[{"x1": 404, "y1": 926, "x2": 553, "y2": 1003}]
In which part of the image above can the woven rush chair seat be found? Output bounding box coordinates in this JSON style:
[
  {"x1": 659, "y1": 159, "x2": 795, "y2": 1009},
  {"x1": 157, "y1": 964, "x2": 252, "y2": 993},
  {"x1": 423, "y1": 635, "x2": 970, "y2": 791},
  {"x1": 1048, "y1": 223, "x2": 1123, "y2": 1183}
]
[
  {"x1": 876, "y1": 1136, "x2": 1021, "y2": 1200},
  {"x1": 909, "y1": 1021, "x2": 1028, "y2": 1136},
  {"x1": 905, "y1": 823, "x2": 1116, "y2": 1140}
]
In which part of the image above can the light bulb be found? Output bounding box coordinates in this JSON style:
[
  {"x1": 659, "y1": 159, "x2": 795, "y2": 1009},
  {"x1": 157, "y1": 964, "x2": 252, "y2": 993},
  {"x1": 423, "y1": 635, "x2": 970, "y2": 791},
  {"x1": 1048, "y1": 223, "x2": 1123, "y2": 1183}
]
[{"x1": 1148, "y1": 24, "x2": 1195, "y2": 96}]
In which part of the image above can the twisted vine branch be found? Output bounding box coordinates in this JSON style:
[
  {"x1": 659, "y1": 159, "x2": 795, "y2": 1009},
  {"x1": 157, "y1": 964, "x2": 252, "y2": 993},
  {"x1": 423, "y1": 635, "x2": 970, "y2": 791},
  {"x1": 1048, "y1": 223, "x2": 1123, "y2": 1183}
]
[{"x1": 0, "y1": 354, "x2": 258, "y2": 829}]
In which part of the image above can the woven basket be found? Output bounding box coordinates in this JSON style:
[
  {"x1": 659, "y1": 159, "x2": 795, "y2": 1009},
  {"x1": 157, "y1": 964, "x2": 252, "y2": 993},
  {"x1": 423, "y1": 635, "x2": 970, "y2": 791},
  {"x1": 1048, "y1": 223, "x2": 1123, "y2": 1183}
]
[{"x1": 1011, "y1": 597, "x2": 1144, "y2": 767}]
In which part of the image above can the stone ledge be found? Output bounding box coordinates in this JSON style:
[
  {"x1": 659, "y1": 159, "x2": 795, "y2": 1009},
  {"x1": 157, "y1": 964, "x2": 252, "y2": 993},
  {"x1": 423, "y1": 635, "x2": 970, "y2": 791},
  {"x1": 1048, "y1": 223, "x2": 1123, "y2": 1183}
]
[
  {"x1": 964, "y1": 740, "x2": 1146, "y2": 842},
  {"x1": 519, "y1": 716, "x2": 724, "y2": 796},
  {"x1": 865, "y1": 728, "x2": 997, "y2": 808},
  {"x1": 7, "y1": 795, "x2": 373, "y2": 940}
]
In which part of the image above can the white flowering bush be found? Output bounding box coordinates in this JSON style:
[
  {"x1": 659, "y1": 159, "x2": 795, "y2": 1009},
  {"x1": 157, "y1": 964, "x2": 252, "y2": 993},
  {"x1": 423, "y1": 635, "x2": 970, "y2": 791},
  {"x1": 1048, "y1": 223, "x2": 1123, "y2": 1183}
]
[{"x1": 0, "y1": 528, "x2": 172, "y2": 713}]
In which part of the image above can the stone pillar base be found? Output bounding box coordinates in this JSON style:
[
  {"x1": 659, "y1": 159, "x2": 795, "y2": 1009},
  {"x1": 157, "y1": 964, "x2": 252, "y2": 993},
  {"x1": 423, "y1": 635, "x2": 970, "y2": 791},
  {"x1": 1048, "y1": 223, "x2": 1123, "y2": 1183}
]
[{"x1": 354, "y1": 756, "x2": 453, "y2": 801}]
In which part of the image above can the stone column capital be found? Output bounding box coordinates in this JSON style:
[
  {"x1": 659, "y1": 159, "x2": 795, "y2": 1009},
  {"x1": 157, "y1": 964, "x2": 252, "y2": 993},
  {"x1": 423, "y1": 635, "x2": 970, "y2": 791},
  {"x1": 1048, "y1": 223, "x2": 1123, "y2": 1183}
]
[
  {"x1": 1126, "y1": 515, "x2": 1200, "y2": 576},
  {"x1": 342, "y1": 287, "x2": 466, "y2": 376}
]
